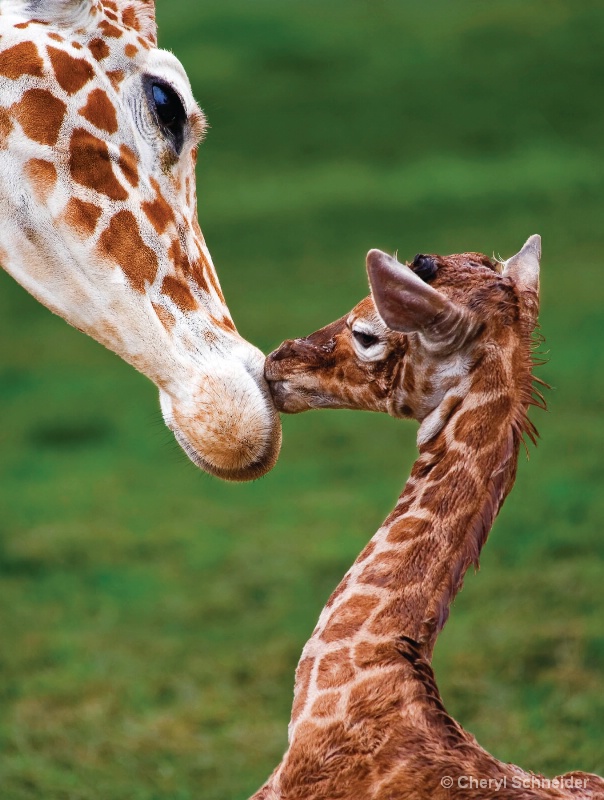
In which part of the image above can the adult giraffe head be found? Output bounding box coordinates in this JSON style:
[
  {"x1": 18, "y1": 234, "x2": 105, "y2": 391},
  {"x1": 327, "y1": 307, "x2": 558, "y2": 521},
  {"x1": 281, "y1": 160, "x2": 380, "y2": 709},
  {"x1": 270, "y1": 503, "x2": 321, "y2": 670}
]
[{"x1": 0, "y1": 0, "x2": 281, "y2": 480}]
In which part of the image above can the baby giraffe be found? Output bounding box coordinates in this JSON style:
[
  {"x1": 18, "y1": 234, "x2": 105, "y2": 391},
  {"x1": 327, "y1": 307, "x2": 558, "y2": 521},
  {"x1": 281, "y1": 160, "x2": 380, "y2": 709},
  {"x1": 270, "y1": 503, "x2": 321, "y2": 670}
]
[{"x1": 257, "y1": 237, "x2": 604, "y2": 799}]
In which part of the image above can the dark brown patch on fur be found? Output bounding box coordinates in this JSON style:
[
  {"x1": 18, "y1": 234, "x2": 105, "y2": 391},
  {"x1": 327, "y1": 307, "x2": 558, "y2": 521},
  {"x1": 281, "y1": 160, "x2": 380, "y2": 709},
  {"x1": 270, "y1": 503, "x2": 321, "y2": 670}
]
[
  {"x1": 106, "y1": 70, "x2": 125, "y2": 90},
  {"x1": 98, "y1": 20, "x2": 123, "y2": 38},
  {"x1": 168, "y1": 237, "x2": 189, "y2": 276},
  {"x1": 189, "y1": 256, "x2": 211, "y2": 295},
  {"x1": 47, "y1": 46, "x2": 94, "y2": 95},
  {"x1": 69, "y1": 128, "x2": 128, "y2": 200},
  {"x1": 290, "y1": 657, "x2": 314, "y2": 723},
  {"x1": 161, "y1": 276, "x2": 197, "y2": 311},
  {"x1": 152, "y1": 302, "x2": 175, "y2": 331},
  {"x1": 402, "y1": 362, "x2": 416, "y2": 394},
  {"x1": 358, "y1": 550, "x2": 402, "y2": 588},
  {"x1": 124, "y1": 43, "x2": 138, "y2": 58},
  {"x1": 24, "y1": 159, "x2": 57, "y2": 201},
  {"x1": 0, "y1": 41, "x2": 44, "y2": 79},
  {"x1": 142, "y1": 181, "x2": 175, "y2": 234},
  {"x1": 13, "y1": 89, "x2": 66, "y2": 146},
  {"x1": 63, "y1": 198, "x2": 102, "y2": 237},
  {"x1": 455, "y1": 395, "x2": 512, "y2": 449},
  {"x1": 419, "y1": 467, "x2": 478, "y2": 516},
  {"x1": 316, "y1": 648, "x2": 355, "y2": 690},
  {"x1": 354, "y1": 640, "x2": 403, "y2": 670},
  {"x1": 311, "y1": 692, "x2": 340, "y2": 719},
  {"x1": 78, "y1": 88, "x2": 118, "y2": 133},
  {"x1": 48, "y1": 33, "x2": 64, "y2": 43},
  {"x1": 97, "y1": 210, "x2": 158, "y2": 292},
  {"x1": 324, "y1": 574, "x2": 350, "y2": 610},
  {"x1": 387, "y1": 515, "x2": 430, "y2": 545},
  {"x1": 356, "y1": 540, "x2": 377, "y2": 564},
  {"x1": 0, "y1": 108, "x2": 14, "y2": 149},
  {"x1": 122, "y1": 6, "x2": 142, "y2": 31},
  {"x1": 321, "y1": 594, "x2": 380, "y2": 643},
  {"x1": 88, "y1": 37, "x2": 110, "y2": 61},
  {"x1": 118, "y1": 144, "x2": 139, "y2": 187}
]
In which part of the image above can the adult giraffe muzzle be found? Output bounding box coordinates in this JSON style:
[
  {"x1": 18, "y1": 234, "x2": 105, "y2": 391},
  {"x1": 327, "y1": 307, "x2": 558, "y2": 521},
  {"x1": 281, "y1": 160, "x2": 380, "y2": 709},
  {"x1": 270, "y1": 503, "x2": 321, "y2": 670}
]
[{"x1": 0, "y1": 0, "x2": 281, "y2": 480}]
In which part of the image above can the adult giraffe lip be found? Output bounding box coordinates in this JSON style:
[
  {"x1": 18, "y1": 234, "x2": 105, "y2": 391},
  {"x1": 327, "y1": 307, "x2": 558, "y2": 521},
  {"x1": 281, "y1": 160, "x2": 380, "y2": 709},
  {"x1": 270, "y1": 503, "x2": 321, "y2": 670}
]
[{"x1": 161, "y1": 348, "x2": 282, "y2": 482}]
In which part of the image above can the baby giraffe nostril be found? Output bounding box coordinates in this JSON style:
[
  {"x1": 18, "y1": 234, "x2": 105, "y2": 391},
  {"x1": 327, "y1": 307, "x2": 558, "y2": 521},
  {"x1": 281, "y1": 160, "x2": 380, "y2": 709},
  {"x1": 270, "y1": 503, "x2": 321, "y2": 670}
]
[{"x1": 269, "y1": 339, "x2": 299, "y2": 362}]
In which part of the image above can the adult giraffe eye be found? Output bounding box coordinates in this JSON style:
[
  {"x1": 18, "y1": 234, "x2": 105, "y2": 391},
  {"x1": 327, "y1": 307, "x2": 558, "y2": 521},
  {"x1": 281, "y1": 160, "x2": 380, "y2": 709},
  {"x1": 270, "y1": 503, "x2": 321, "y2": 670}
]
[
  {"x1": 150, "y1": 81, "x2": 187, "y2": 153},
  {"x1": 353, "y1": 330, "x2": 379, "y2": 349}
]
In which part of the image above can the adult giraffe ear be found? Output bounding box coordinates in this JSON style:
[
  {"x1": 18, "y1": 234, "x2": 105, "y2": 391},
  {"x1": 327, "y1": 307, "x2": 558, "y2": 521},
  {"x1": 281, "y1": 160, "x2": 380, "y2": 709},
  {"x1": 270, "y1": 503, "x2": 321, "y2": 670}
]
[
  {"x1": 502, "y1": 234, "x2": 541, "y2": 294},
  {"x1": 366, "y1": 249, "x2": 476, "y2": 349}
]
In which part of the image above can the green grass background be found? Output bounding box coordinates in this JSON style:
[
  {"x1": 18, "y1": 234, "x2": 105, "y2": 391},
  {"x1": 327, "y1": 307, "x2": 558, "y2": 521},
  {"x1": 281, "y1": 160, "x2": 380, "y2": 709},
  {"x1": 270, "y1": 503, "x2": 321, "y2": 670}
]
[{"x1": 1, "y1": 1, "x2": 604, "y2": 797}]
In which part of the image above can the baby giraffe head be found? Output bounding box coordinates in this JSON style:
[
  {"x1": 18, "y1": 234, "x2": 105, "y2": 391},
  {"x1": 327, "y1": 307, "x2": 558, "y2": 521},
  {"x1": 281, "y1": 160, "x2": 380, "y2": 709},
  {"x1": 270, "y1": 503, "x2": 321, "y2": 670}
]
[{"x1": 266, "y1": 236, "x2": 541, "y2": 446}]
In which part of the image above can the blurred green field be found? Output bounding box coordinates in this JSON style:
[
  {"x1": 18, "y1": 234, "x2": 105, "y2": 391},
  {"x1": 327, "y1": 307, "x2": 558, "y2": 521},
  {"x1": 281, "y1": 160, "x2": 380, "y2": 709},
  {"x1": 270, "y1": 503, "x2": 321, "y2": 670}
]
[{"x1": 1, "y1": 1, "x2": 604, "y2": 797}]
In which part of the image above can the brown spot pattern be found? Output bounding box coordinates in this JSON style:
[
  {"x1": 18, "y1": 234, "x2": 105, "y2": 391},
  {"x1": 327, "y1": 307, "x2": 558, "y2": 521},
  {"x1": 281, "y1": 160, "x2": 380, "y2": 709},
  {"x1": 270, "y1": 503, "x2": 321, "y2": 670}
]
[
  {"x1": 48, "y1": 46, "x2": 95, "y2": 95},
  {"x1": 190, "y1": 257, "x2": 212, "y2": 295},
  {"x1": 122, "y1": 6, "x2": 141, "y2": 31},
  {"x1": 69, "y1": 128, "x2": 128, "y2": 200},
  {"x1": 78, "y1": 88, "x2": 118, "y2": 134},
  {"x1": 324, "y1": 574, "x2": 350, "y2": 609},
  {"x1": 419, "y1": 467, "x2": 478, "y2": 516},
  {"x1": 161, "y1": 276, "x2": 197, "y2": 312},
  {"x1": 356, "y1": 540, "x2": 377, "y2": 564},
  {"x1": 142, "y1": 183, "x2": 175, "y2": 234},
  {"x1": 291, "y1": 657, "x2": 314, "y2": 724},
  {"x1": 118, "y1": 144, "x2": 139, "y2": 187},
  {"x1": 24, "y1": 159, "x2": 57, "y2": 201},
  {"x1": 63, "y1": 198, "x2": 102, "y2": 237},
  {"x1": 354, "y1": 641, "x2": 403, "y2": 670},
  {"x1": 358, "y1": 550, "x2": 400, "y2": 589},
  {"x1": 0, "y1": 42, "x2": 44, "y2": 79},
  {"x1": 13, "y1": 89, "x2": 67, "y2": 146},
  {"x1": 99, "y1": 19, "x2": 123, "y2": 38},
  {"x1": 316, "y1": 648, "x2": 355, "y2": 690},
  {"x1": 124, "y1": 43, "x2": 138, "y2": 58},
  {"x1": 89, "y1": 38, "x2": 110, "y2": 61},
  {"x1": 387, "y1": 516, "x2": 430, "y2": 545},
  {"x1": 0, "y1": 108, "x2": 13, "y2": 149},
  {"x1": 321, "y1": 594, "x2": 380, "y2": 643},
  {"x1": 152, "y1": 302, "x2": 175, "y2": 331},
  {"x1": 106, "y1": 70, "x2": 125, "y2": 90},
  {"x1": 168, "y1": 237, "x2": 190, "y2": 277},
  {"x1": 455, "y1": 395, "x2": 512, "y2": 449},
  {"x1": 97, "y1": 211, "x2": 158, "y2": 292},
  {"x1": 311, "y1": 692, "x2": 340, "y2": 719}
]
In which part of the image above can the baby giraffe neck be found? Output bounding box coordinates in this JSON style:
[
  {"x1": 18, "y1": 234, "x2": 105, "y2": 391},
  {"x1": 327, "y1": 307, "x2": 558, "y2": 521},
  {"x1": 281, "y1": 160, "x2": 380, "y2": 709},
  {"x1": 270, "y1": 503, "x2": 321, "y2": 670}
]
[{"x1": 287, "y1": 341, "x2": 536, "y2": 738}]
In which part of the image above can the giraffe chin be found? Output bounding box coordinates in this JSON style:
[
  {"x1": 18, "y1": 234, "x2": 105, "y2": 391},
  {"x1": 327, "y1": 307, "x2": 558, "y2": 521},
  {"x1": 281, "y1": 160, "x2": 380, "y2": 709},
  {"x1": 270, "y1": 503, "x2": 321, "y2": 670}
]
[{"x1": 159, "y1": 366, "x2": 282, "y2": 482}]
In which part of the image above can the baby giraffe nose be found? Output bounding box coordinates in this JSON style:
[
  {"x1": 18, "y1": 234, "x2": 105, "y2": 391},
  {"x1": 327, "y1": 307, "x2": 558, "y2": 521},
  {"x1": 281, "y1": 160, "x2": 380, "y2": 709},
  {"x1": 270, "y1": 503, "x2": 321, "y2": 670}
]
[{"x1": 268, "y1": 338, "x2": 302, "y2": 362}]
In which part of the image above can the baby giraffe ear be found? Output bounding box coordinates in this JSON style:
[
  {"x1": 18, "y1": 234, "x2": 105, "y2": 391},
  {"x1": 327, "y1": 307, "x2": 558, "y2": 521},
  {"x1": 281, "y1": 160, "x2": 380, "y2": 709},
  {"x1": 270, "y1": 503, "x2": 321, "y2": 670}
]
[
  {"x1": 502, "y1": 234, "x2": 541, "y2": 294},
  {"x1": 366, "y1": 249, "x2": 475, "y2": 349}
]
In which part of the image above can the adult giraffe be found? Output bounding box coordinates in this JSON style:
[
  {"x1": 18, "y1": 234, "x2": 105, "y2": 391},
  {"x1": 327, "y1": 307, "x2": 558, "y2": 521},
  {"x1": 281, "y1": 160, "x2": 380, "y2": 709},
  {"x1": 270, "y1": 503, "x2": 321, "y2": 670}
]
[
  {"x1": 259, "y1": 238, "x2": 604, "y2": 798},
  {"x1": 0, "y1": 0, "x2": 281, "y2": 480}
]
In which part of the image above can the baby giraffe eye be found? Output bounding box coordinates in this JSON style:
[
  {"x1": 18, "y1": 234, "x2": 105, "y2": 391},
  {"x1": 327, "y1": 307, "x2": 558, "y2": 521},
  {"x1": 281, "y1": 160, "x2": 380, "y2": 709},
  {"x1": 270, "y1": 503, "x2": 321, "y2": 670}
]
[
  {"x1": 149, "y1": 80, "x2": 188, "y2": 153},
  {"x1": 353, "y1": 330, "x2": 379, "y2": 349}
]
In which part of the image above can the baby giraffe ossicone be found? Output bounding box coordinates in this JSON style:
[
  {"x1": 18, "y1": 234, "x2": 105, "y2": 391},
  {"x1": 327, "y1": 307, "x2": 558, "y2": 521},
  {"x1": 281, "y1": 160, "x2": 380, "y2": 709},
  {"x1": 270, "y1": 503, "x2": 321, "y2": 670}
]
[{"x1": 258, "y1": 238, "x2": 604, "y2": 799}]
